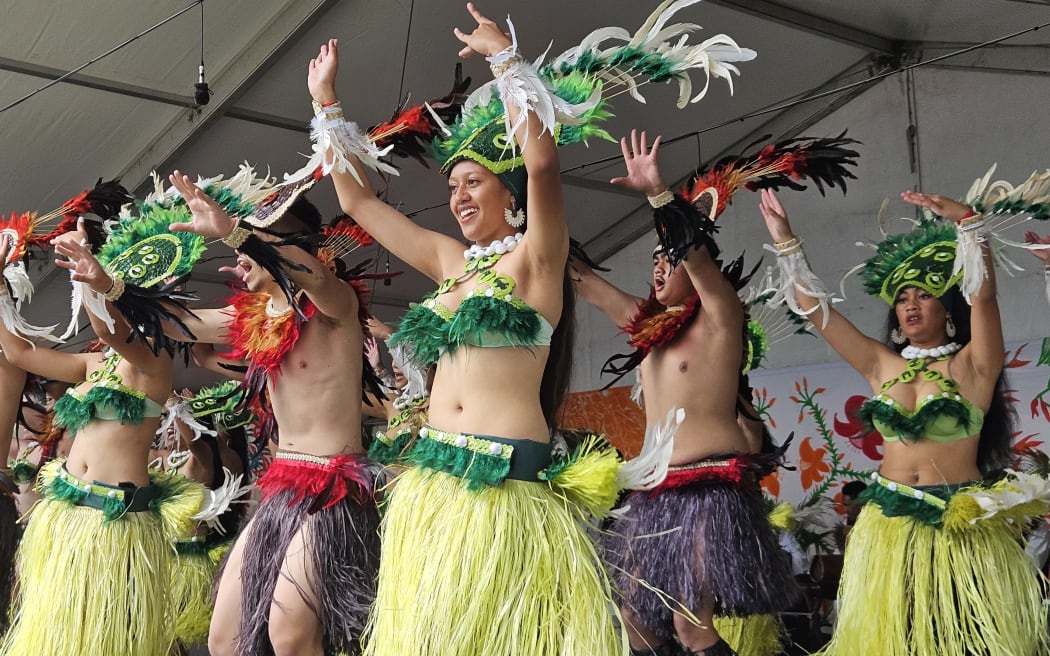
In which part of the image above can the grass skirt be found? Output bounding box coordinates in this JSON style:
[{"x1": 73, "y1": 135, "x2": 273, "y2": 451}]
[
  {"x1": 819, "y1": 474, "x2": 1050, "y2": 656},
  {"x1": 171, "y1": 536, "x2": 232, "y2": 648},
  {"x1": 0, "y1": 490, "x2": 17, "y2": 635},
  {"x1": 0, "y1": 460, "x2": 203, "y2": 656},
  {"x1": 237, "y1": 452, "x2": 382, "y2": 656},
  {"x1": 605, "y1": 462, "x2": 799, "y2": 642},
  {"x1": 364, "y1": 464, "x2": 629, "y2": 656},
  {"x1": 713, "y1": 615, "x2": 784, "y2": 656}
]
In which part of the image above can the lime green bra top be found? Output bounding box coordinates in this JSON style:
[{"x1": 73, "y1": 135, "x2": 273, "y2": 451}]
[
  {"x1": 52, "y1": 350, "x2": 165, "y2": 434},
  {"x1": 857, "y1": 355, "x2": 984, "y2": 443},
  {"x1": 391, "y1": 256, "x2": 554, "y2": 369}
]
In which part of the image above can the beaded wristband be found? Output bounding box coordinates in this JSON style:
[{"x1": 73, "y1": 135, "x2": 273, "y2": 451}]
[
  {"x1": 222, "y1": 224, "x2": 252, "y2": 249},
  {"x1": 311, "y1": 99, "x2": 342, "y2": 117},
  {"x1": 647, "y1": 189, "x2": 675, "y2": 208},
  {"x1": 103, "y1": 276, "x2": 125, "y2": 302}
]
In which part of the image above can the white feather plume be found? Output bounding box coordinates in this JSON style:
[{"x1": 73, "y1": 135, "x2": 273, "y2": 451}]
[
  {"x1": 287, "y1": 111, "x2": 397, "y2": 187},
  {"x1": 617, "y1": 406, "x2": 683, "y2": 491},
  {"x1": 764, "y1": 246, "x2": 838, "y2": 329},
  {"x1": 191, "y1": 467, "x2": 254, "y2": 534}
]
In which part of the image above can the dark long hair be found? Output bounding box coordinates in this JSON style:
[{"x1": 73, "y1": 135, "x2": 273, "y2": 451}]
[
  {"x1": 540, "y1": 264, "x2": 576, "y2": 429},
  {"x1": 884, "y1": 286, "x2": 1013, "y2": 476}
]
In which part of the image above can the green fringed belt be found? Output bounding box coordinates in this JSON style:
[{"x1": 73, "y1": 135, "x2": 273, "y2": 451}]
[
  {"x1": 49, "y1": 465, "x2": 159, "y2": 519},
  {"x1": 862, "y1": 471, "x2": 970, "y2": 527},
  {"x1": 409, "y1": 426, "x2": 552, "y2": 489}
]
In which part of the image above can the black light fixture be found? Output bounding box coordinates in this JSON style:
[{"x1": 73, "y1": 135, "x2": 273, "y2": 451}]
[{"x1": 193, "y1": 1, "x2": 212, "y2": 106}]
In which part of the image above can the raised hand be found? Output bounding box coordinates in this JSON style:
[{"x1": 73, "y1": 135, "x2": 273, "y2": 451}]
[
  {"x1": 610, "y1": 130, "x2": 666, "y2": 197},
  {"x1": 758, "y1": 188, "x2": 795, "y2": 243},
  {"x1": 50, "y1": 217, "x2": 91, "y2": 252},
  {"x1": 453, "y1": 3, "x2": 512, "y2": 59},
  {"x1": 53, "y1": 238, "x2": 110, "y2": 293},
  {"x1": 1025, "y1": 231, "x2": 1050, "y2": 266},
  {"x1": 308, "y1": 38, "x2": 339, "y2": 105},
  {"x1": 900, "y1": 190, "x2": 972, "y2": 223},
  {"x1": 168, "y1": 171, "x2": 237, "y2": 238}
]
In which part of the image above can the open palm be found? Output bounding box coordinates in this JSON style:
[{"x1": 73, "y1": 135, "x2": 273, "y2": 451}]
[{"x1": 168, "y1": 171, "x2": 237, "y2": 238}]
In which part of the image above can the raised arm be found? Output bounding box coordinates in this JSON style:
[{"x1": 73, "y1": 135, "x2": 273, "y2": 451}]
[
  {"x1": 454, "y1": 3, "x2": 567, "y2": 267},
  {"x1": 51, "y1": 233, "x2": 170, "y2": 375},
  {"x1": 169, "y1": 172, "x2": 357, "y2": 321},
  {"x1": 901, "y1": 190, "x2": 1004, "y2": 380},
  {"x1": 307, "y1": 40, "x2": 464, "y2": 283},
  {"x1": 570, "y1": 256, "x2": 644, "y2": 328},
  {"x1": 615, "y1": 131, "x2": 744, "y2": 327},
  {"x1": 758, "y1": 189, "x2": 889, "y2": 381}
]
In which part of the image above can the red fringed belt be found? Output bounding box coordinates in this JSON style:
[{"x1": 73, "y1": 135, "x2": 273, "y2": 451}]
[
  {"x1": 256, "y1": 451, "x2": 377, "y2": 512},
  {"x1": 655, "y1": 452, "x2": 779, "y2": 492}
]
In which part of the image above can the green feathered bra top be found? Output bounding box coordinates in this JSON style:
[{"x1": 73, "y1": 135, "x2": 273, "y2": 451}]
[
  {"x1": 390, "y1": 261, "x2": 553, "y2": 369},
  {"x1": 52, "y1": 350, "x2": 164, "y2": 434},
  {"x1": 856, "y1": 355, "x2": 984, "y2": 443}
]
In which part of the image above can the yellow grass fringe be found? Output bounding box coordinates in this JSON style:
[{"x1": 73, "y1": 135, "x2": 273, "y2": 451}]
[
  {"x1": 714, "y1": 614, "x2": 784, "y2": 656},
  {"x1": 364, "y1": 466, "x2": 629, "y2": 656},
  {"x1": 818, "y1": 501, "x2": 1050, "y2": 656},
  {"x1": 0, "y1": 461, "x2": 204, "y2": 656}
]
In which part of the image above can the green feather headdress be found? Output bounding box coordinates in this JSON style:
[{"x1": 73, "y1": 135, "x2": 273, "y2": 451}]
[
  {"x1": 859, "y1": 219, "x2": 960, "y2": 305},
  {"x1": 97, "y1": 209, "x2": 205, "y2": 288},
  {"x1": 433, "y1": 0, "x2": 755, "y2": 178},
  {"x1": 742, "y1": 267, "x2": 813, "y2": 372},
  {"x1": 190, "y1": 380, "x2": 255, "y2": 432}
]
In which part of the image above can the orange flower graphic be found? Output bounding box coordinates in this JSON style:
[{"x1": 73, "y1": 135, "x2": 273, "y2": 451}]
[{"x1": 799, "y1": 436, "x2": 830, "y2": 491}]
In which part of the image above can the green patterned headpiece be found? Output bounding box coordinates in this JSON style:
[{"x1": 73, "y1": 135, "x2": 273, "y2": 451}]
[
  {"x1": 189, "y1": 381, "x2": 254, "y2": 432},
  {"x1": 432, "y1": 75, "x2": 613, "y2": 210},
  {"x1": 96, "y1": 209, "x2": 205, "y2": 289},
  {"x1": 860, "y1": 219, "x2": 961, "y2": 305}
]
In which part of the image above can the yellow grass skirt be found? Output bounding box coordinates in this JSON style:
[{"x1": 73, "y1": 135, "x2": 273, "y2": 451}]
[
  {"x1": 171, "y1": 536, "x2": 232, "y2": 648},
  {"x1": 0, "y1": 460, "x2": 203, "y2": 656},
  {"x1": 819, "y1": 474, "x2": 1050, "y2": 656},
  {"x1": 714, "y1": 615, "x2": 784, "y2": 656},
  {"x1": 364, "y1": 465, "x2": 629, "y2": 656}
]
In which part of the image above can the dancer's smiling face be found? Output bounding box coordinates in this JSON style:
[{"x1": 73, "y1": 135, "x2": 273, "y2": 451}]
[{"x1": 448, "y1": 161, "x2": 516, "y2": 244}]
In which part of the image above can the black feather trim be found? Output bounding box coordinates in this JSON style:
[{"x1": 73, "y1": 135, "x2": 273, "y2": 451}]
[
  {"x1": 236, "y1": 234, "x2": 311, "y2": 319},
  {"x1": 111, "y1": 275, "x2": 198, "y2": 360},
  {"x1": 652, "y1": 195, "x2": 720, "y2": 268}
]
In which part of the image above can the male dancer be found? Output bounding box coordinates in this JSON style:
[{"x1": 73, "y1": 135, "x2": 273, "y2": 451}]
[
  {"x1": 166, "y1": 174, "x2": 381, "y2": 656},
  {"x1": 573, "y1": 132, "x2": 797, "y2": 656}
]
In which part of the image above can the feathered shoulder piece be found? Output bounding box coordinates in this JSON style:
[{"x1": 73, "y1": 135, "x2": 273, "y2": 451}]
[{"x1": 682, "y1": 132, "x2": 860, "y2": 221}]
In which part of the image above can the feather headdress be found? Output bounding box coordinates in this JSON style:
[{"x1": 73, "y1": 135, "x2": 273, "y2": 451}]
[
  {"x1": 682, "y1": 132, "x2": 860, "y2": 221},
  {"x1": 434, "y1": 0, "x2": 755, "y2": 177}
]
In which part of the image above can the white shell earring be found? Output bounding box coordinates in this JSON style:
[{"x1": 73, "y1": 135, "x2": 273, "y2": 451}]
[{"x1": 504, "y1": 206, "x2": 526, "y2": 229}]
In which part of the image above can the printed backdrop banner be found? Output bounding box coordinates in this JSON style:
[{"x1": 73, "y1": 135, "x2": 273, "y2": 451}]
[{"x1": 564, "y1": 338, "x2": 1050, "y2": 509}]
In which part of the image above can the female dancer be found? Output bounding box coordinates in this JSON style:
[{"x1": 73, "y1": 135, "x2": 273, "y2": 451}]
[
  {"x1": 759, "y1": 187, "x2": 1049, "y2": 656},
  {"x1": 305, "y1": 4, "x2": 753, "y2": 652},
  {"x1": 0, "y1": 220, "x2": 203, "y2": 656}
]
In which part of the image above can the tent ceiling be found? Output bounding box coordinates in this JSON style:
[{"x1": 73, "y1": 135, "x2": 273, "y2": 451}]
[{"x1": 1, "y1": 1, "x2": 1048, "y2": 381}]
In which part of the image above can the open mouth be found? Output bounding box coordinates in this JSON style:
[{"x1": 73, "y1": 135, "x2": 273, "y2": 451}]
[{"x1": 458, "y1": 206, "x2": 478, "y2": 222}]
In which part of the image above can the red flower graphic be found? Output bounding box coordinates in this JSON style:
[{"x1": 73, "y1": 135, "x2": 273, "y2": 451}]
[
  {"x1": 833, "y1": 395, "x2": 884, "y2": 461},
  {"x1": 799, "y1": 436, "x2": 830, "y2": 491}
]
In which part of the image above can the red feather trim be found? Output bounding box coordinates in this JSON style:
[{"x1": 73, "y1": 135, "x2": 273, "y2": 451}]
[
  {"x1": 223, "y1": 291, "x2": 316, "y2": 379},
  {"x1": 681, "y1": 133, "x2": 859, "y2": 220},
  {"x1": 0, "y1": 212, "x2": 34, "y2": 262},
  {"x1": 624, "y1": 290, "x2": 701, "y2": 354},
  {"x1": 256, "y1": 453, "x2": 376, "y2": 511}
]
